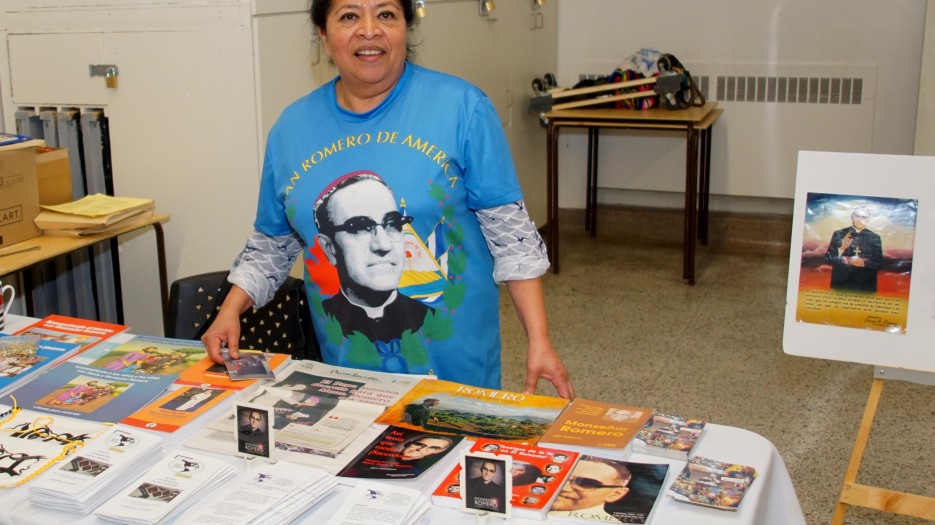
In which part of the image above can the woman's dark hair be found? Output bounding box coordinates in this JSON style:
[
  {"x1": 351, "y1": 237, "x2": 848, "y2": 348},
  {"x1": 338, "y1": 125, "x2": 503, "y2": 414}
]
[{"x1": 309, "y1": 0, "x2": 415, "y2": 31}]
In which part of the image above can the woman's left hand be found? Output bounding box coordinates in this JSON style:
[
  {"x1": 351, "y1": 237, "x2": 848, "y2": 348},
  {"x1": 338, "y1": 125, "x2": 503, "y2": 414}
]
[{"x1": 524, "y1": 339, "x2": 574, "y2": 399}]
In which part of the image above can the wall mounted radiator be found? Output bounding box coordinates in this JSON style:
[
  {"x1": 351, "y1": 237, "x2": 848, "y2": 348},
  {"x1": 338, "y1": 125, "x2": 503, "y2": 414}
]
[{"x1": 15, "y1": 106, "x2": 121, "y2": 323}]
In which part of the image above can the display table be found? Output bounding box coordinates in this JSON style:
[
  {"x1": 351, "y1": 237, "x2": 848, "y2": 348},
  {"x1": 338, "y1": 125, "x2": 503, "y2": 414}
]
[
  {"x1": 545, "y1": 103, "x2": 722, "y2": 284},
  {"x1": 0, "y1": 316, "x2": 803, "y2": 525}
]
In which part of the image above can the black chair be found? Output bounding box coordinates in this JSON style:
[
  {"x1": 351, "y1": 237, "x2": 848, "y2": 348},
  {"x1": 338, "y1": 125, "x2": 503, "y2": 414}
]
[{"x1": 164, "y1": 271, "x2": 321, "y2": 361}]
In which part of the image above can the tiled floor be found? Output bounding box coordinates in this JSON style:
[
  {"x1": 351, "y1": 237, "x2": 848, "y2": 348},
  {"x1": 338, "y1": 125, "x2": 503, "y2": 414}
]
[{"x1": 498, "y1": 208, "x2": 935, "y2": 525}]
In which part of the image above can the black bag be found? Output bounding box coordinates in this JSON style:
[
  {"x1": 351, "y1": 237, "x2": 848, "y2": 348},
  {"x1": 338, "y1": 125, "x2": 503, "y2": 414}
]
[{"x1": 656, "y1": 53, "x2": 706, "y2": 110}]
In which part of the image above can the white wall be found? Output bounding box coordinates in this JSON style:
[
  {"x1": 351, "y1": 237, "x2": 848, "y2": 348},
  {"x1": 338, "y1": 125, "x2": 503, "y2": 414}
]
[
  {"x1": 917, "y1": 0, "x2": 935, "y2": 155},
  {"x1": 556, "y1": 0, "x2": 927, "y2": 213}
]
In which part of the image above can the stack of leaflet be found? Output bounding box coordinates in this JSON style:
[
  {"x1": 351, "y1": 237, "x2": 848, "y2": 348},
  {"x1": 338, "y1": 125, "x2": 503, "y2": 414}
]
[
  {"x1": 326, "y1": 481, "x2": 430, "y2": 525},
  {"x1": 186, "y1": 461, "x2": 338, "y2": 525},
  {"x1": 29, "y1": 426, "x2": 163, "y2": 514},
  {"x1": 94, "y1": 450, "x2": 237, "y2": 525}
]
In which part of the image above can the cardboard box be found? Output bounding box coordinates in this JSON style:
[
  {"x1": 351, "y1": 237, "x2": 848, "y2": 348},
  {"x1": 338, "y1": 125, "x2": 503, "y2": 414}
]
[
  {"x1": 0, "y1": 146, "x2": 41, "y2": 247},
  {"x1": 36, "y1": 147, "x2": 73, "y2": 205}
]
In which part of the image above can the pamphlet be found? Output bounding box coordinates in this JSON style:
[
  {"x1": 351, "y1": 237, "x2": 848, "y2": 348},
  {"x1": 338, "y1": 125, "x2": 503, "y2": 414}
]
[
  {"x1": 326, "y1": 480, "x2": 430, "y2": 525},
  {"x1": 224, "y1": 351, "x2": 274, "y2": 380}
]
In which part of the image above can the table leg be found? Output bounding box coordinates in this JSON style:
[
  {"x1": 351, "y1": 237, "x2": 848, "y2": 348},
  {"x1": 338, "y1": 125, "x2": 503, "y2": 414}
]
[
  {"x1": 698, "y1": 123, "x2": 713, "y2": 245},
  {"x1": 684, "y1": 125, "x2": 699, "y2": 285},
  {"x1": 547, "y1": 122, "x2": 560, "y2": 274},
  {"x1": 154, "y1": 223, "x2": 169, "y2": 325},
  {"x1": 589, "y1": 128, "x2": 600, "y2": 238}
]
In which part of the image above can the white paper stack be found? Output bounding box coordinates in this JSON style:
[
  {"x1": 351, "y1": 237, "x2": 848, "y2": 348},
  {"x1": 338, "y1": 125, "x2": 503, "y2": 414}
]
[
  {"x1": 326, "y1": 480, "x2": 430, "y2": 525},
  {"x1": 185, "y1": 460, "x2": 338, "y2": 525},
  {"x1": 93, "y1": 450, "x2": 237, "y2": 525},
  {"x1": 29, "y1": 425, "x2": 164, "y2": 513}
]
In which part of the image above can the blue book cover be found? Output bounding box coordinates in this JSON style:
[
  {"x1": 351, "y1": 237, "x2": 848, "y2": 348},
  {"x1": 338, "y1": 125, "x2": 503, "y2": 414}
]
[
  {"x1": 1, "y1": 361, "x2": 175, "y2": 423},
  {"x1": 0, "y1": 335, "x2": 81, "y2": 397},
  {"x1": 72, "y1": 334, "x2": 207, "y2": 376}
]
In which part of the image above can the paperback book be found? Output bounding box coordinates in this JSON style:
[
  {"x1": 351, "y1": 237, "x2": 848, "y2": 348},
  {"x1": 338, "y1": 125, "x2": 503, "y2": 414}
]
[
  {"x1": 375, "y1": 379, "x2": 569, "y2": 443},
  {"x1": 632, "y1": 411, "x2": 706, "y2": 460},
  {"x1": 14, "y1": 315, "x2": 129, "y2": 352},
  {"x1": 537, "y1": 398, "x2": 652, "y2": 460},
  {"x1": 432, "y1": 438, "x2": 581, "y2": 520},
  {"x1": 338, "y1": 425, "x2": 464, "y2": 485},
  {"x1": 0, "y1": 361, "x2": 176, "y2": 423},
  {"x1": 121, "y1": 385, "x2": 233, "y2": 433},
  {"x1": 74, "y1": 334, "x2": 208, "y2": 376},
  {"x1": 0, "y1": 334, "x2": 81, "y2": 398},
  {"x1": 175, "y1": 351, "x2": 290, "y2": 391},
  {"x1": 667, "y1": 455, "x2": 758, "y2": 511},
  {"x1": 547, "y1": 455, "x2": 669, "y2": 524}
]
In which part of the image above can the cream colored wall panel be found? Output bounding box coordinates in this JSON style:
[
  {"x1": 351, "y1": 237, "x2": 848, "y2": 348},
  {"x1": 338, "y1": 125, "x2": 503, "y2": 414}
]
[
  {"x1": 413, "y1": 0, "x2": 556, "y2": 226},
  {"x1": 916, "y1": 0, "x2": 935, "y2": 155},
  {"x1": 254, "y1": 11, "x2": 335, "y2": 158},
  {"x1": 8, "y1": 33, "x2": 106, "y2": 105},
  {"x1": 557, "y1": 0, "x2": 925, "y2": 206},
  {"x1": 101, "y1": 28, "x2": 259, "y2": 335}
]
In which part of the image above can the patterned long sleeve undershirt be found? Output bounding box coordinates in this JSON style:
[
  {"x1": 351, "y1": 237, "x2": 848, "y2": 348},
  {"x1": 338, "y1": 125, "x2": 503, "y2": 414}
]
[
  {"x1": 228, "y1": 231, "x2": 302, "y2": 308},
  {"x1": 228, "y1": 199, "x2": 548, "y2": 306},
  {"x1": 474, "y1": 200, "x2": 550, "y2": 283}
]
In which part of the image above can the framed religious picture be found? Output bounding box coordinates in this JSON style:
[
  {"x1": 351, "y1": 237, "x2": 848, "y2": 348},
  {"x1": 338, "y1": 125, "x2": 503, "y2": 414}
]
[
  {"x1": 460, "y1": 451, "x2": 512, "y2": 518},
  {"x1": 234, "y1": 402, "x2": 274, "y2": 461},
  {"x1": 784, "y1": 151, "x2": 935, "y2": 374}
]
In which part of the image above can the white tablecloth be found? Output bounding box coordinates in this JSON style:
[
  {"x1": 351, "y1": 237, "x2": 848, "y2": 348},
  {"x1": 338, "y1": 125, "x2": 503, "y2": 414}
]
[{"x1": 0, "y1": 316, "x2": 804, "y2": 524}]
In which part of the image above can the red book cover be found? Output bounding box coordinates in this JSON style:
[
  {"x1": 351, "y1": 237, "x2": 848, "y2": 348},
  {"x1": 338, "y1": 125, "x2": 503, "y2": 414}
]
[
  {"x1": 432, "y1": 438, "x2": 580, "y2": 520},
  {"x1": 15, "y1": 314, "x2": 128, "y2": 352}
]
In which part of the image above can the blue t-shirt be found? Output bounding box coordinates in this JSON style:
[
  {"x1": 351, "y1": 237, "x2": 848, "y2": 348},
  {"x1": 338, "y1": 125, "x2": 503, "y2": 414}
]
[{"x1": 255, "y1": 63, "x2": 523, "y2": 389}]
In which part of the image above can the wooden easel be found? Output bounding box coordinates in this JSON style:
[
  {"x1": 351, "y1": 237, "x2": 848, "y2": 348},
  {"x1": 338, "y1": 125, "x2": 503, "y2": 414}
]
[{"x1": 831, "y1": 366, "x2": 935, "y2": 523}]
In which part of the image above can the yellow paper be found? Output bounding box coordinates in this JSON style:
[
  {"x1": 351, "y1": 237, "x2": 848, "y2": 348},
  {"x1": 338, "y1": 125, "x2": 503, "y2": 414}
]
[{"x1": 40, "y1": 193, "x2": 154, "y2": 218}]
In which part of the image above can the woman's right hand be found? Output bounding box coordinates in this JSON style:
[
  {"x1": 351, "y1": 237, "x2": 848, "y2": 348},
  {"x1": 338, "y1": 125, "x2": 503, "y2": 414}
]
[{"x1": 202, "y1": 285, "x2": 254, "y2": 364}]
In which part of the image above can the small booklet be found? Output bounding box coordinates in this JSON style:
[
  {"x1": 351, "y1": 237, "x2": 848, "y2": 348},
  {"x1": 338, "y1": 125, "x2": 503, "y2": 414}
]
[
  {"x1": 538, "y1": 398, "x2": 652, "y2": 461},
  {"x1": 224, "y1": 351, "x2": 275, "y2": 380},
  {"x1": 633, "y1": 411, "x2": 706, "y2": 460},
  {"x1": 666, "y1": 455, "x2": 758, "y2": 511}
]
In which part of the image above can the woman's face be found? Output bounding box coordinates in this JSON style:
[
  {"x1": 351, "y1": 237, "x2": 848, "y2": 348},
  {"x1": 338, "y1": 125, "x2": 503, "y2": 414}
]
[{"x1": 320, "y1": 0, "x2": 408, "y2": 100}]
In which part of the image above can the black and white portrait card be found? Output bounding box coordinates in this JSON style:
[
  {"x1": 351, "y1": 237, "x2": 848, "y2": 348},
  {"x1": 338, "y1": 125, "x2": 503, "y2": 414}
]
[
  {"x1": 460, "y1": 450, "x2": 512, "y2": 518},
  {"x1": 234, "y1": 402, "x2": 274, "y2": 462}
]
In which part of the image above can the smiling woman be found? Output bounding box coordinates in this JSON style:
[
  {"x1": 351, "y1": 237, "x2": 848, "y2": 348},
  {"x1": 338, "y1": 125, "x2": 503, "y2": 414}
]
[{"x1": 201, "y1": 0, "x2": 574, "y2": 398}]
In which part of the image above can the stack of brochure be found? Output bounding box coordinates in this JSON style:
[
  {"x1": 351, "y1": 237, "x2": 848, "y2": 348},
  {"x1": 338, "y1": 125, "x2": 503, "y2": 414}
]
[
  {"x1": 186, "y1": 461, "x2": 338, "y2": 524},
  {"x1": 29, "y1": 426, "x2": 164, "y2": 514},
  {"x1": 326, "y1": 480, "x2": 430, "y2": 525},
  {"x1": 94, "y1": 450, "x2": 237, "y2": 524}
]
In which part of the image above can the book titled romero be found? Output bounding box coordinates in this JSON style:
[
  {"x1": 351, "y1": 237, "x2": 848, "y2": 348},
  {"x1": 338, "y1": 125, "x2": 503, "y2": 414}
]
[
  {"x1": 537, "y1": 398, "x2": 652, "y2": 460},
  {"x1": 374, "y1": 379, "x2": 569, "y2": 443}
]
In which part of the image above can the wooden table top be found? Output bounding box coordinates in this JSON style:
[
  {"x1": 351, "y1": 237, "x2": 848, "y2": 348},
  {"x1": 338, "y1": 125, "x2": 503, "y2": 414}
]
[{"x1": 0, "y1": 213, "x2": 169, "y2": 276}]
